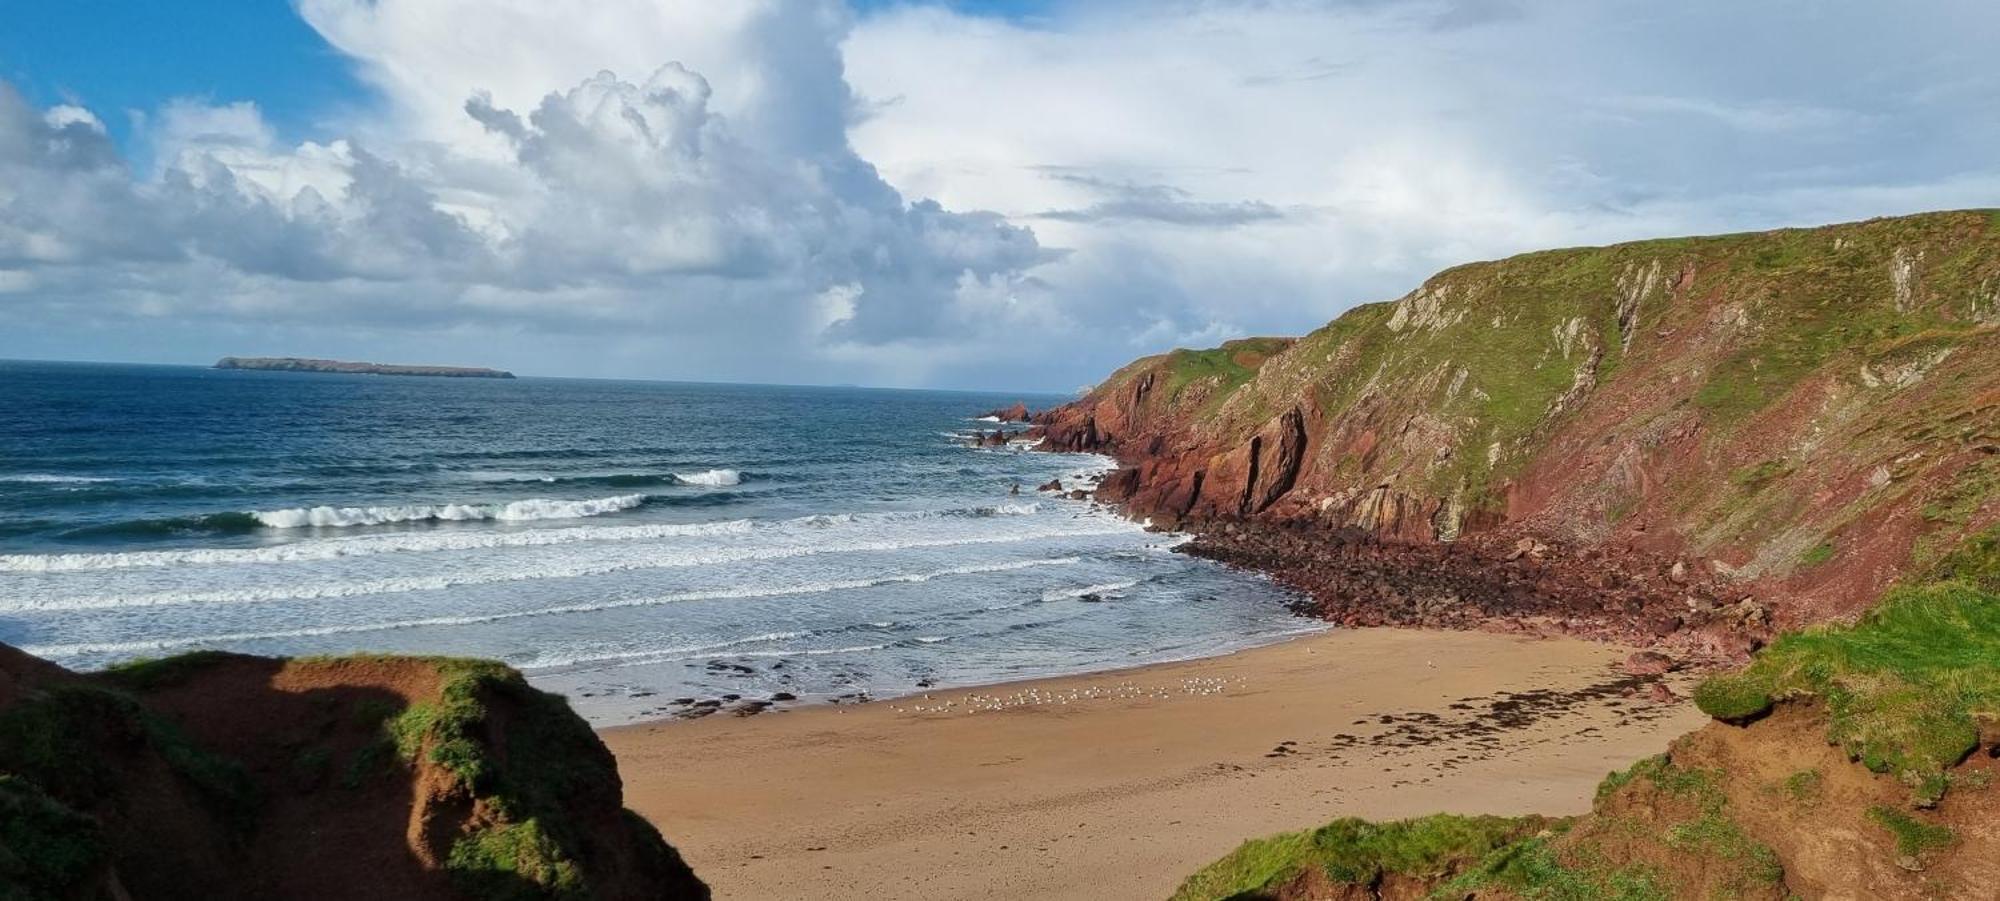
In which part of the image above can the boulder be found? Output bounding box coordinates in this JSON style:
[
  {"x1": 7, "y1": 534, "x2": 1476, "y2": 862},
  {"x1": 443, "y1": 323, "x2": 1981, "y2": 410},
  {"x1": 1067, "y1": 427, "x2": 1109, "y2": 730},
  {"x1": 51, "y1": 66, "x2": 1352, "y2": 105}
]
[
  {"x1": 1623, "y1": 650, "x2": 1676, "y2": 676},
  {"x1": 984, "y1": 402, "x2": 1032, "y2": 422}
]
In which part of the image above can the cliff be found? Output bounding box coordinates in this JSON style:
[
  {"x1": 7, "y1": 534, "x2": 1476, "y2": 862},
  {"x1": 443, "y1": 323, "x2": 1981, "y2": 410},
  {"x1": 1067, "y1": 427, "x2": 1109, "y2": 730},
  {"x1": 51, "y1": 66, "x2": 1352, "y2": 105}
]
[
  {"x1": 1035, "y1": 210, "x2": 2000, "y2": 651},
  {"x1": 1173, "y1": 544, "x2": 2000, "y2": 900},
  {"x1": 215, "y1": 357, "x2": 516, "y2": 379},
  {"x1": 0, "y1": 647, "x2": 706, "y2": 900}
]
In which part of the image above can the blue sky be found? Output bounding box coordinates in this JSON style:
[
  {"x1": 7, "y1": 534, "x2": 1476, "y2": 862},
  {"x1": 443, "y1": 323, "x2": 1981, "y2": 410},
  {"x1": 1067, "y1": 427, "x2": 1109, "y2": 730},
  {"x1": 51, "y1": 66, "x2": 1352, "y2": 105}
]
[
  {"x1": 0, "y1": 1, "x2": 1995, "y2": 390},
  {"x1": 0, "y1": 0, "x2": 1042, "y2": 153},
  {"x1": 0, "y1": 2, "x2": 363, "y2": 153}
]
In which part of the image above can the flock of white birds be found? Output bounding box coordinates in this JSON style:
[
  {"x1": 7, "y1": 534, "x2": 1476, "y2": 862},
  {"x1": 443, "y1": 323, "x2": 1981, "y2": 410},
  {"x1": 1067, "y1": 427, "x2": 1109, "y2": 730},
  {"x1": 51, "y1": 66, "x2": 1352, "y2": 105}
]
[{"x1": 888, "y1": 675, "x2": 1243, "y2": 715}]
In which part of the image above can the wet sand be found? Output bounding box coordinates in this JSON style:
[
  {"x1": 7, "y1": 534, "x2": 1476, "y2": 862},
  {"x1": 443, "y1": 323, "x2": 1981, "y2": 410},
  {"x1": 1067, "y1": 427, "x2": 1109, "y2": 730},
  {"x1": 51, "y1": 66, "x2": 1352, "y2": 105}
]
[{"x1": 606, "y1": 627, "x2": 1706, "y2": 900}]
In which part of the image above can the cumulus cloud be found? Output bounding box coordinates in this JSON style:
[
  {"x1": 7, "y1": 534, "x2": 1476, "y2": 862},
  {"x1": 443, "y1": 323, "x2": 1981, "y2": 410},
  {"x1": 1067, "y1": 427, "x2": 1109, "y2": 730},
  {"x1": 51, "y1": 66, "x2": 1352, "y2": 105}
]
[
  {"x1": 844, "y1": 0, "x2": 2000, "y2": 386},
  {"x1": 0, "y1": 0, "x2": 1046, "y2": 386},
  {"x1": 2, "y1": 0, "x2": 1998, "y2": 390}
]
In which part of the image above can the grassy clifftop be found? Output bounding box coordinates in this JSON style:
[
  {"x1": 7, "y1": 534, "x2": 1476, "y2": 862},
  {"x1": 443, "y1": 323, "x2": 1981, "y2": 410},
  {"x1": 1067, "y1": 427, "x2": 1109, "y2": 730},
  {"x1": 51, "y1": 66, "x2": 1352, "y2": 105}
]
[
  {"x1": 1044, "y1": 210, "x2": 2000, "y2": 622},
  {"x1": 1172, "y1": 531, "x2": 2000, "y2": 900}
]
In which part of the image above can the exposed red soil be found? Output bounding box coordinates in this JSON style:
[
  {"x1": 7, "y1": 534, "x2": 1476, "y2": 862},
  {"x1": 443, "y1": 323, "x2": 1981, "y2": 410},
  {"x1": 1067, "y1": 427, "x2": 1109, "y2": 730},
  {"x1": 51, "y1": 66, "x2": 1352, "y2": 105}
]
[
  {"x1": 136, "y1": 656, "x2": 457, "y2": 900},
  {"x1": 0, "y1": 648, "x2": 708, "y2": 901},
  {"x1": 1026, "y1": 216, "x2": 2000, "y2": 655}
]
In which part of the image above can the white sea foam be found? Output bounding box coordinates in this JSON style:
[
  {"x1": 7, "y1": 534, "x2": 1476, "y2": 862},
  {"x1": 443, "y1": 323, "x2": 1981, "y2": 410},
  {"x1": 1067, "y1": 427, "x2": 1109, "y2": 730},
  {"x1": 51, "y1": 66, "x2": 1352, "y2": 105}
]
[
  {"x1": 0, "y1": 519, "x2": 757, "y2": 573},
  {"x1": 463, "y1": 470, "x2": 556, "y2": 483},
  {"x1": 0, "y1": 474, "x2": 116, "y2": 484},
  {"x1": 2, "y1": 523, "x2": 1129, "y2": 612},
  {"x1": 674, "y1": 469, "x2": 741, "y2": 487},
  {"x1": 0, "y1": 503, "x2": 1076, "y2": 573},
  {"x1": 19, "y1": 556, "x2": 1085, "y2": 660},
  {"x1": 1041, "y1": 579, "x2": 1141, "y2": 602},
  {"x1": 252, "y1": 494, "x2": 647, "y2": 528},
  {"x1": 524, "y1": 642, "x2": 893, "y2": 672}
]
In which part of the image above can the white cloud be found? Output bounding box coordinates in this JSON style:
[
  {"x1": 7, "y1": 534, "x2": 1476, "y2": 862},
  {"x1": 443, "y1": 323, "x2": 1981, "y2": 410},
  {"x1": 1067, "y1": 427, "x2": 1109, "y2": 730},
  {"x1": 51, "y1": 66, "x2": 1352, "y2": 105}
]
[
  {"x1": 0, "y1": 0, "x2": 1045, "y2": 387},
  {"x1": 1, "y1": 0, "x2": 1997, "y2": 390},
  {"x1": 843, "y1": 0, "x2": 2000, "y2": 373}
]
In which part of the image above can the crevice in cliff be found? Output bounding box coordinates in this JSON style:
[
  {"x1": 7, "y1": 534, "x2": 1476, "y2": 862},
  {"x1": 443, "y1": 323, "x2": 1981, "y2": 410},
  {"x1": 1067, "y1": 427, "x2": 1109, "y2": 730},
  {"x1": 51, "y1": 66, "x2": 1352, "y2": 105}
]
[{"x1": 1240, "y1": 436, "x2": 1263, "y2": 516}]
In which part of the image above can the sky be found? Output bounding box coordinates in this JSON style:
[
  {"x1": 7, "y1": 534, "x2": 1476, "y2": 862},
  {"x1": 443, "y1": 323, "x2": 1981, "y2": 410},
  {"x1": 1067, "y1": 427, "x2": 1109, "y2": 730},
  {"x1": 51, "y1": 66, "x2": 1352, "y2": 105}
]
[{"x1": 0, "y1": 1, "x2": 1996, "y2": 391}]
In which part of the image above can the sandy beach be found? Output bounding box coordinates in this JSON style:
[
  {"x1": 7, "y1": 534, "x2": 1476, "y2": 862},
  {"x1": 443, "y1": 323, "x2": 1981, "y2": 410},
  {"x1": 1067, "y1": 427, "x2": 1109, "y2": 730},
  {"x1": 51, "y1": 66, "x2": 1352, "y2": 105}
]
[{"x1": 607, "y1": 627, "x2": 1706, "y2": 900}]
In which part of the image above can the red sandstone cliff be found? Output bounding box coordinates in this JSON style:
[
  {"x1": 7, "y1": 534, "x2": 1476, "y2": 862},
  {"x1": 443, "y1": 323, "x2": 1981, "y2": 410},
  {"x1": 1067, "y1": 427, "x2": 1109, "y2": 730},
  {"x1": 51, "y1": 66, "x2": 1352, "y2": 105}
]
[{"x1": 1034, "y1": 211, "x2": 2000, "y2": 646}]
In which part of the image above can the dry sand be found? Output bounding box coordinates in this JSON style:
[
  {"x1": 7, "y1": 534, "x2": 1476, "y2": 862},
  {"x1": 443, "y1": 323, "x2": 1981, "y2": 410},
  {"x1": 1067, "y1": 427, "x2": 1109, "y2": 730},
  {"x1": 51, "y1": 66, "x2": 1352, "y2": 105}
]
[{"x1": 606, "y1": 627, "x2": 1707, "y2": 901}]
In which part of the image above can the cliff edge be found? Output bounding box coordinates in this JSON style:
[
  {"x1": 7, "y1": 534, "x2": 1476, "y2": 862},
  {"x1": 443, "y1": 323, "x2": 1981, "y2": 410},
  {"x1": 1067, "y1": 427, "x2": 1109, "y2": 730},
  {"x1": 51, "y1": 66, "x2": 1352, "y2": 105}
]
[
  {"x1": 1173, "y1": 539, "x2": 2000, "y2": 900},
  {"x1": 1034, "y1": 210, "x2": 2000, "y2": 655},
  {"x1": 0, "y1": 647, "x2": 706, "y2": 900}
]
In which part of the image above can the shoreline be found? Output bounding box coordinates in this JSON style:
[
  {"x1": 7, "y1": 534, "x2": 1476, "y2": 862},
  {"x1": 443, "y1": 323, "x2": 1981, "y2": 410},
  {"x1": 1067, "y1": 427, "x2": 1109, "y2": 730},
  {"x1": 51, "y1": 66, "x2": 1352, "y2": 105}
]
[{"x1": 607, "y1": 625, "x2": 1705, "y2": 900}]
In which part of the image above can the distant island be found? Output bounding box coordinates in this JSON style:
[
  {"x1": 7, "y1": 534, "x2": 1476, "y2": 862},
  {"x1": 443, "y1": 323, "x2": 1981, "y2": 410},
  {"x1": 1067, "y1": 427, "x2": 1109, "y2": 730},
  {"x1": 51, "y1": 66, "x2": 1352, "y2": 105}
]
[{"x1": 213, "y1": 356, "x2": 516, "y2": 379}]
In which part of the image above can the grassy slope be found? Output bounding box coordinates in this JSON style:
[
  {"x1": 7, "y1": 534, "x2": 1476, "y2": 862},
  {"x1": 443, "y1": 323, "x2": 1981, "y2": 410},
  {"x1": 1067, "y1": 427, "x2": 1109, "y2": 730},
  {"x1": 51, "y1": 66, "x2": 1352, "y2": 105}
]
[
  {"x1": 1078, "y1": 210, "x2": 2000, "y2": 602},
  {"x1": 1173, "y1": 530, "x2": 2000, "y2": 899},
  {"x1": 1694, "y1": 525, "x2": 2000, "y2": 806}
]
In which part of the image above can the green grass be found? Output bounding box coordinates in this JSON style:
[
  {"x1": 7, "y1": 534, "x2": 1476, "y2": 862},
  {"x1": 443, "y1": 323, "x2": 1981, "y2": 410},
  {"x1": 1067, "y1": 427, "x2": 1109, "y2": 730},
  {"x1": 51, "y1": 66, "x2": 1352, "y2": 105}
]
[
  {"x1": 446, "y1": 819, "x2": 586, "y2": 901},
  {"x1": 1866, "y1": 806, "x2": 1954, "y2": 858},
  {"x1": 369, "y1": 656, "x2": 653, "y2": 895},
  {"x1": 1782, "y1": 769, "x2": 1823, "y2": 805},
  {"x1": 1594, "y1": 754, "x2": 1670, "y2": 803},
  {"x1": 1934, "y1": 525, "x2": 2000, "y2": 592},
  {"x1": 1160, "y1": 338, "x2": 1293, "y2": 407},
  {"x1": 1609, "y1": 757, "x2": 1784, "y2": 891},
  {"x1": 1169, "y1": 813, "x2": 1548, "y2": 900},
  {"x1": 1169, "y1": 830, "x2": 1311, "y2": 900},
  {"x1": 0, "y1": 683, "x2": 256, "y2": 826},
  {"x1": 1693, "y1": 580, "x2": 2000, "y2": 805},
  {"x1": 340, "y1": 738, "x2": 395, "y2": 790},
  {"x1": 0, "y1": 774, "x2": 107, "y2": 898},
  {"x1": 1731, "y1": 459, "x2": 1793, "y2": 491},
  {"x1": 1441, "y1": 836, "x2": 1670, "y2": 901}
]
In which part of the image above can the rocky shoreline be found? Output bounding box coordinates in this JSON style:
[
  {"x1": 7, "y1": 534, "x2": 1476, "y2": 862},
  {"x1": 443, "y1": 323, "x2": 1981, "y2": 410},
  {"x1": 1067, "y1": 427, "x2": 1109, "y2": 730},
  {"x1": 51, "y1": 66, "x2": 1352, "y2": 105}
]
[
  {"x1": 1177, "y1": 519, "x2": 1768, "y2": 668},
  {"x1": 1017, "y1": 415, "x2": 1776, "y2": 672}
]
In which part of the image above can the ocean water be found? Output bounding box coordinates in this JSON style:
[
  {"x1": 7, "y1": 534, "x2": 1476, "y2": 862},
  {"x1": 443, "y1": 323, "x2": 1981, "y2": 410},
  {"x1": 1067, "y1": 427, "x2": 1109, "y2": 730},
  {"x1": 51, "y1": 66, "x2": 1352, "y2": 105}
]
[{"x1": 0, "y1": 360, "x2": 1314, "y2": 722}]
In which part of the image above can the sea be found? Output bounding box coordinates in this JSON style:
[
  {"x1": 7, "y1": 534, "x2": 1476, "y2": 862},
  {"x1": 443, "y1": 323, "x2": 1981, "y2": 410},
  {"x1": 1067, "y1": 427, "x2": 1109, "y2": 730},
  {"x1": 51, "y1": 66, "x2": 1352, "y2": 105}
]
[{"x1": 0, "y1": 360, "x2": 1315, "y2": 723}]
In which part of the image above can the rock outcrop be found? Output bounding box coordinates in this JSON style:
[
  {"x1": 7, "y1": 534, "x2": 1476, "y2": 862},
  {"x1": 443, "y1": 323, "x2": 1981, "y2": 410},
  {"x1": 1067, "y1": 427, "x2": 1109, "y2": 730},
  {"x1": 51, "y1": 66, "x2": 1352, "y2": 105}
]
[
  {"x1": 0, "y1": 645, "x2": 706, "y2": 900},
  {"x1": 982, "y1": 402, "x2": 1032, "y2": 422},
  {"x1": 1033, "y1": 211, "x2": 2000, "y2": 643}
]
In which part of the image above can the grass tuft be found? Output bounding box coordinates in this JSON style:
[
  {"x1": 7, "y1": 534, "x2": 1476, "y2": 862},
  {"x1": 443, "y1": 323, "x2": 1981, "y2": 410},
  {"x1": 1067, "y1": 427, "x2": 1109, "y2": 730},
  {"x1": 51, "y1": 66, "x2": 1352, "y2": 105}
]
[
  {"x1": 369, "y1": 656, "x2": 641, "y2": 894},
  {"x1": 1782, "y1": 769, "x2": 1822, "y2": 805},
  {"x1": 1169, "y1": 813, "x2": 1547, "y2": 900},
  {"x1": 1441, "y1": 835, "x2": 1670, "y2": 901},
  {"x1": 1693, "y1": 581, "x2": 2000, "y2": 805},
  {"x1": 446, "y1": 819, "x2": 586, "y2": 901},
  {"x1": 1866, "y1": 806, "x2": 1954, "y2": 858}
]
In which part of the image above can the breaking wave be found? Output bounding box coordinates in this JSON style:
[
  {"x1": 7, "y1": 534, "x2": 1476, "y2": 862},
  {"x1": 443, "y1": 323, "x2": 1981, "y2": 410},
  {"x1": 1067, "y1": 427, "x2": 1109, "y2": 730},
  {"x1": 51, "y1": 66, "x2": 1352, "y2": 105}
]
[
  {"x1": 3, "y1": 503, "x2": 1066, "y2": 573},
  {"x1": 673, "y1": 469, "x2": 742, "y2": 487},
  {"x1": 251, "y1": 494, "x2": 650, "y2": 528},
  {"x1": 1041, "y1": 579, "x2": 1141, "y2": 602},
  {"x1": 1, "y1": 524, "x2": 1133, "y2": 611},
  {"x1": 21, "y1": 556, "x2": 1082, "y2": 659},
  {"x1": 0, "y1": 474, "x2": 117, "y2": 484}
]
